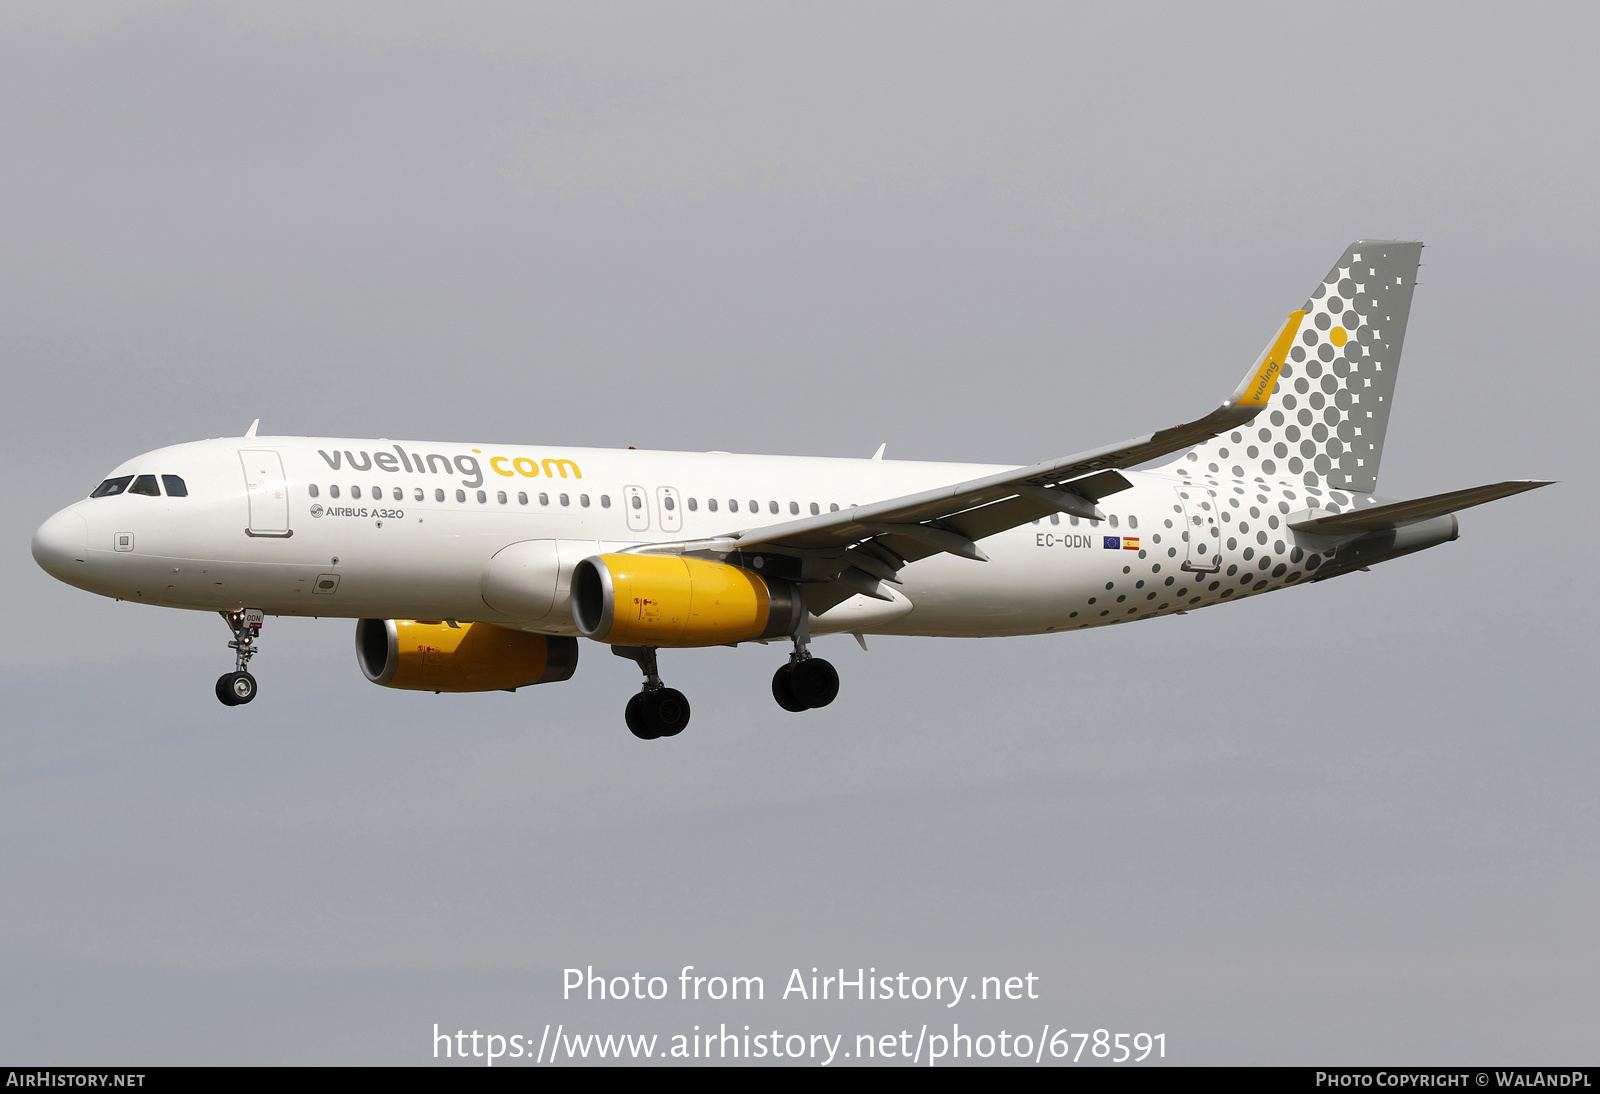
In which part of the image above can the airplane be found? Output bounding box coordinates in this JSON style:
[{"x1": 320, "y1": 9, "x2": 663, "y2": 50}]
[{"x1": 31, "y1": 240, "x2": 1550, "y2": 740}]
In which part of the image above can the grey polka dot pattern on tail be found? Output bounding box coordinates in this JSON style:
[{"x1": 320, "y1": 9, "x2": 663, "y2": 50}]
[{"x1": 1176, "y1": 241, "x2": 1421, "y2": 495}]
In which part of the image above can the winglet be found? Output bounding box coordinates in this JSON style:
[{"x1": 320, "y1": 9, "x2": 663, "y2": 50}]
[
  {"x1": 244, "y1": 419, "x2": 260, "y2": 438},
  {"x1": 871, "y1": 443, "x2": 886, "y2": 461},
  {"x1": 1227, "y1": 311, "x2": 1305, "y2": 409}
]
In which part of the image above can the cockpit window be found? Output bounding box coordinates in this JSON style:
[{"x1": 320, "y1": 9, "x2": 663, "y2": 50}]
[
  {"x1": 128, "y1": 475, "x2": 161, "y2": 496},
  {"x1": 90, "y1": 475, "x2": 134, "y2": 498},
  {"x1": 162, "y1": 475, "x2": 188, "y2": 497}
]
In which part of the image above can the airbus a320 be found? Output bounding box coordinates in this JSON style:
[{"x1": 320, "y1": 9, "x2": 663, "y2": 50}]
[{"x1": 32, "y1": 241, "x2": 1550, "y2": 738}]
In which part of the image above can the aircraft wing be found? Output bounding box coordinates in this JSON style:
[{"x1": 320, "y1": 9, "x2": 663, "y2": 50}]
[{"x1": 635, "y1": 311, "x2": 1307, "y2": 605}]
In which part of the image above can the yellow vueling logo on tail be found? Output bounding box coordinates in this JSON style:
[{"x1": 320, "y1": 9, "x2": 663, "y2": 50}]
[{"x1": 1237, "y1": 311, "x2": 1307, "y2": 408}]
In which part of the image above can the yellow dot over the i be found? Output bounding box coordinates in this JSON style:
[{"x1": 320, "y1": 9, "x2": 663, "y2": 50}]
[{"x1": 1330, "y1": 326, "x2": 1349, "y2": 347}]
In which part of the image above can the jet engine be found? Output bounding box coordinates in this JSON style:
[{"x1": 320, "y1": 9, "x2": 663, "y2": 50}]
[
  {"x1": 570, "y1": 554, "x2": 804, "y2": 647},
  {"x1": 355, "y1": 618, "x2": 578, "y2": 692}
]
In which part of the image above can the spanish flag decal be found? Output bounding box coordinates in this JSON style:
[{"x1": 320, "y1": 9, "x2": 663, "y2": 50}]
[{"x1": 1122, "y1": 538, "x2": 1140, "y2": 550}]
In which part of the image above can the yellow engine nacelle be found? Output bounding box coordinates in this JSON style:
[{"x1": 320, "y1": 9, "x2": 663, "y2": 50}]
[
  {"x1": 355, "y1": 619, "x2": 579, "y2": 692},
  {"x1": 570, "y1": 554, "x2": 804, "y2": 647}
]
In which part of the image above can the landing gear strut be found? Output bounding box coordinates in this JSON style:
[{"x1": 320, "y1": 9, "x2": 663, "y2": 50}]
[
  {"x1": 613, "y1": 646, "x2": 690, "y2": 740},
  {"x1": 772, "y1": 619, "x2": 839, "y2": 712},
  {"x1": 216, "y1": 609, "x2": 262, "y2": 706}
]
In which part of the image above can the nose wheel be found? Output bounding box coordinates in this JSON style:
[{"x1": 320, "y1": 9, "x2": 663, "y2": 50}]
[
  {"x1": 216, "y1": 671, "x2": 258, "y2": 706},
  {"x1": 613, "y1": 646, "x2": 690, "y2": 740},
  {"x1": 216, "y1": 609, "x2": 263, "y2": 706}
]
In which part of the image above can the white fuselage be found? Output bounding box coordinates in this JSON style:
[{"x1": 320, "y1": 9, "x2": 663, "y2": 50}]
[{"x1": 33, "y1": 435, "x2": 1361, "y2": 639}]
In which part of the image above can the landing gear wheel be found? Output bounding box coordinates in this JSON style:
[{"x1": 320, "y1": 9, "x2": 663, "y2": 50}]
[
  {"x1": 626, "y1": 688, "x2": 690, "y2": 739},
  {"x1": 216, "y1": 671, "x2": 257, "y2": 706},
  {"x1": 772, "y1": 664, "x2": 810, "y2": 712},
  {"x1": 791, "y1": 658, "x2": 839, "y2": 708},
  {"x1": 642, "y1": 688, "x2": 690, "y2": 737},
  {"x1": 613, "y1": 647, "x2": 689, "y2": 739},
  {"x1": 625, "y1": 692, "x2": 658, "y2": 740}
]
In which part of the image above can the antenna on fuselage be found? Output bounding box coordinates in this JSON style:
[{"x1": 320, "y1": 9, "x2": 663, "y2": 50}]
[{"x1": 244, "y1": 419, "x2": 259, "y2": 438}]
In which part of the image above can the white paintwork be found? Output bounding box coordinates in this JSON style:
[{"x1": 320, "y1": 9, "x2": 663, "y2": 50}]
[{"x1": 31, "y1": 432, "x2": 1406, "y2": 642}]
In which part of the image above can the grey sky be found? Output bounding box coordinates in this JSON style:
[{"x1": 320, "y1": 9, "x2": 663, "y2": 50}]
[{"x1": 2, "y1": 2, "x2": 1594, "y2": 1064}]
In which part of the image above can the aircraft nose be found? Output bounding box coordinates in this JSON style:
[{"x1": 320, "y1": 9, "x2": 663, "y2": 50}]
[{"x1": 32, "y1": 508, "x2": 88, "y2": 580}]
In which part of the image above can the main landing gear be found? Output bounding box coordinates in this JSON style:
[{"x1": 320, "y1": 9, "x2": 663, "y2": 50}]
[
  {"x1": 215, "y1": 609, "x2": 262, "y2": 706},
  {"x1": 611, "y1": 630, "x2": 841, "y2": 739},
  {"x1": 771, "y1": 626, "x2": 839, "y2": 713},
  {"x1": 613, "y1": 646, "x2": 691, "y2": 741}
]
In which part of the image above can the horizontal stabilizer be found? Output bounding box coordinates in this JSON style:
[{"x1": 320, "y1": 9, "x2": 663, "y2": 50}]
[{"x1": 1288, "y1": 480, "x2": 1554, "y2": 534}]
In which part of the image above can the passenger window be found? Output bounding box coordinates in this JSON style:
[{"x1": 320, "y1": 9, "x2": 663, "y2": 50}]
[
  {"x1": 373, "y1": 485, "x2": 382, "y2": 499},
  {"x1": 768, "y1": 500, "x2": 778, "y2": 514},
  {"x1": 352, "y1": 486, "x2": 362, "y2": 499},
  {"x1": 435, "y1": 488, "x2": 445, "y2": 502},
  {"x1": 600, "y1": 495, "x2": 611, "y2": 508},
  {"x1": 1069, "y1": 515, "x2": 1079, "y2": 526},
  {"x1": 1108, "y1": 514, "x2": 1119, "y2": 527},
  {"x1": 393, "y1": 487, "x2": 403, "y2": 501},
  {"x1": 631, "y1": 495, "x2": 642, "y2": 510},
  {"x1": 580, "y1": 494, "x2": 590, "y2": 507},
  {"x1": 687, "y1": 498, "x2": 698, "y2": 511},
  {"x1": 708, "y1": 498, "x2": 718, "y2": 512},
  {"x1": 455, "y1": 489, "x2": 466, "y2": 502},
  {"x1": 330, "y1": 485, "x2": 341, "y2": 499},
  {"x1": 90, "y1": 475, "x2": 134, "y2": 498},
  {"x1": 307, "y1": 483, "x2": 320, "y2": 499},
  {"x1": 749, "y1": 500, "x2": 758, "y2": 513},
  {"x1": 129, "y1": 474, "x2": 160, "y2": 496},
  {"x1": 1050, "y1": 513, "x2": 1060, "y2": 525},
  {"x1": 539, "y1": 493, "x2": 549, "y2": 506},
  {"x1": 729, "y1": 500, "x2": 739, "y2": 513},
  {"x1": 1128, "y1": 515, "x2": 1138, "y2": 529},
  {"x1": 518, "y1": 492, "x2": 528, "y2": 505},
  {"x1": 497, "y1": 491, "x2": 507, "y2": 504},
  {"x1": 810, "y1": 502, "x2": 819, "y2": 515},
  {"x1": 663, "y1": 496, "x2": 675, "y2": 511},
  {"x1": 477, "y1": 490, "x2": 487, "y2": 503},
  {"x1": 789, "y1": 501, "x2": 799, "y2": 515},
  {"x1": 830, "y1": 503, "x2": 839, "y2": 512},
  {"x1": 414, "y1": 488, "x2": 424, "y2": 501},
  {"x1": 559, "y1": 493, "x2": 570, "y2": 506}
]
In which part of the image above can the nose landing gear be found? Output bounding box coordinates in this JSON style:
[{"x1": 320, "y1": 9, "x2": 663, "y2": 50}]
[
  {"x1": 216, "y1": 609, "x2": 263, "y2": 706},
  {"x1": 613, "y1": 646, "x2": 690, "y2": 740}
]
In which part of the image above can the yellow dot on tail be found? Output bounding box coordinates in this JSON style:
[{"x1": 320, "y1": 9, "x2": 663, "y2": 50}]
[{"x1": 1330, "y1": 326, "x2": 1348, "y2": 347}]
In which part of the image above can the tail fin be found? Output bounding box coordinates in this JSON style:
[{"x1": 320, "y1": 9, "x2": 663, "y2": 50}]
[{"x1": 1173, "y1": 240, "x2": 1423, "y2": 494}]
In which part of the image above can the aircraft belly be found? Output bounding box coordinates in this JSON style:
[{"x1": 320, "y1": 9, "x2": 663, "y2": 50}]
[{"x1": 870, "y1": 529, "x2": 1096, "y2": 637}]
